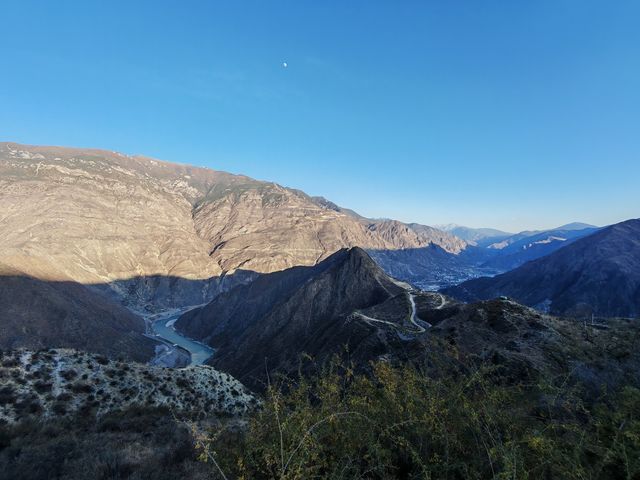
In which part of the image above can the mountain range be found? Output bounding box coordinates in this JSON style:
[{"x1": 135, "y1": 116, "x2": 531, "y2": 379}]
[
  {"x1": 0, "y1": 142, "x2": 466, "y2": 311},
  {"x1": 2, "y1": 141, "x2": 637, "y2": 364},
  {"x1": 2, "y1": 141, "x2": 639, "y2": 479},
  {"x1": 480, "y1": 222, "x2": 600, "y2": 271},
  {"x1": 443, "y1": 218, "x2": 640, "y2": 318}
]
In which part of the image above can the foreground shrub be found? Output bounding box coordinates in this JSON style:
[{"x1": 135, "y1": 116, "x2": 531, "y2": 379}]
[
  {"x1": 0, "y1": 407, "x2": 212, "y2": 480},
  {"x1": 203, "y1": 359, "x2": 640, "y2": 480}
]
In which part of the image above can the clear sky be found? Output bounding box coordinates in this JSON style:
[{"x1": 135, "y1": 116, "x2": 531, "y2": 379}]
[{"x1": 1, "y1": 1, "x2": 639, "y2": 232}]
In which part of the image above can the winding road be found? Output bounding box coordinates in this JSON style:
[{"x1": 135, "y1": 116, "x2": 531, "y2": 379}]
[
  {"x1": 435, "y1": 292, "x2": 447, "y2": 310},
  {"x1": 350, "y1": 291, "x2": 436, "y2": 335},
  {"x1": 406, "y1": 293, "x2": 427, "y2": 333}
]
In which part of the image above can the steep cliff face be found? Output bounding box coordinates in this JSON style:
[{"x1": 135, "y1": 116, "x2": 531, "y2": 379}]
[{"x1": 0, "y1": 142, "x2": 466, "y2": 310}]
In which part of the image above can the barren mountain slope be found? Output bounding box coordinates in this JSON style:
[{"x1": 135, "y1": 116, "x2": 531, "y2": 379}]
[{"x1": 1, "y1": 142, "x2": 466, "y2": 309}]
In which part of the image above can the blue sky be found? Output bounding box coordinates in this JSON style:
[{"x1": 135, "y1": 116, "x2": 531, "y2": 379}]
[{"x1": 1, "y1": 1, "x2": 638, "y2": 232}]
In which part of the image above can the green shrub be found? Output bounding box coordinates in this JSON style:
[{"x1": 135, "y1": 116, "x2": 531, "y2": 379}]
[{"x1": 203, "y1": 358, "x2": 640, "y2": 480}]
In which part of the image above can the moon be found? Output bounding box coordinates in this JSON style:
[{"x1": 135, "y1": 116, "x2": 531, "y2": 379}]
[{"x1": 282, "y1": 62, "x2": 288, "y2": 68}]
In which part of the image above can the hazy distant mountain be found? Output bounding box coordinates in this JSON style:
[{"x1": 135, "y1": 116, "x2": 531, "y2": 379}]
[
  {"x1": 486, "y1": 222, "x2": 598, "y2": 250},
  {"x1": 554, "y1": 222, "x2": 599, "y2": 231},
  {"x1": 0, "y1": 142, "x2": 467, "y2": 311},
  {"x1": 443, "y1": 219, "x2": 640, "y2": 318},
  {"x1": 436, "y1": 224, "x2": 513, "y2": 247},
  {"x1": 482, "y1": 224, "x2": 600, "y2": 271},
  {"x1": 367, "y1": 244, "x2": 498, "y2": 291},
  {"x1": 368, "y1": 222, "x2": 602, "y2": 291}
]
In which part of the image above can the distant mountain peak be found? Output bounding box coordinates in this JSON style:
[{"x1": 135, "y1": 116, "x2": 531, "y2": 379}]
[{"x1": 553, "y1": 222, "x2": 598, "y2": 231}]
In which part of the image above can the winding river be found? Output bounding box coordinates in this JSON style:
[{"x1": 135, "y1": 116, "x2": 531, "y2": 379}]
[{"x1": 149, "y1": 307, "x2": 214, "y2": 366}]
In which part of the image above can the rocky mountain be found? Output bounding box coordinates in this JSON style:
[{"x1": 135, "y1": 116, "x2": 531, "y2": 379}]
[
  {"x1": 436, "y1": 224, "x2": 513, "y2": 247},
  {"x1": 310, "y1": 195, "x2": 367, "y2": 220},
  {"x1": 0, "y1": 260, "x2": 154, "y2": 362},
  {"x1": 0, "y1": 142, "x2": 467, "y2": 311},
  {"x1": 443, "y1": 219, "x2": 640, "y2": 318},
  {"x1": 176, "y1": 247, "x2": 433, "y2": 389},
  {"x1": 0, "y1": 348, "x2": 256, "y2": 424},
  {"x1": 177, "y1": 243, "x2": 640, "y2": 394},
  {"x1": 481, "y1": 223, "x2": 599, "y2": 271}
]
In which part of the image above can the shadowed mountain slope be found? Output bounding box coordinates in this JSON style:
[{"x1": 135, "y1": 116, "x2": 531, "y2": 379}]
[
  {"x1": 178, "y1": 241, "x2": 640, "y2": 396},
  {"x1": 443, "y1": 219, "x2": 640, "y2": 318},
  {"x1": 0, "y1": 262, "x2": 155, "y2": 361},
  {"x1": 176, "y1": 247, "x2": 410, "y2": 389}
]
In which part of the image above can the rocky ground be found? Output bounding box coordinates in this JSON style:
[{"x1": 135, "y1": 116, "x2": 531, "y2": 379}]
[{"x1": 0, "y1": 349, "x2": 257, "y2": 425}]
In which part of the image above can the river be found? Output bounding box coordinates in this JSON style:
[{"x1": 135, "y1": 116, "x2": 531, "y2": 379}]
[{"x1": 148, "y1": 307, "x2": 214, "y2": 366}]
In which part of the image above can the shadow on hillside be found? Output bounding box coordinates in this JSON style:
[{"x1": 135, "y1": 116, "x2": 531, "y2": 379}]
[
  {"x1": 85, "y1": 269, "x2": 261, "y2": 312},
  {"x1": 0, "y1": 269, "x2": 263, "y2": 361}
]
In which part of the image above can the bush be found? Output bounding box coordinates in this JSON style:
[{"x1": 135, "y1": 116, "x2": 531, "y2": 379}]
[
  {"x1": 69, "y1": 383, "x2": 93, "y2": 394},
  {"x1": 60, "y1": 369, "x2": 78, "y2": 381},
  {"x1": 52, "y1": 401, "x2": 68, "y2": 416},
  {"x1": 204, "y1": 358, "x2": 640, "y2": 480},
  {"x1": 32, "y1": 381, "x2": 52, "y2": 394},
  {"x1": 0, "y1": 407, "x2": 212, "y2": 480},
  {"x1": 0, "y1": 386, "x2": 16, "y2": 405}
]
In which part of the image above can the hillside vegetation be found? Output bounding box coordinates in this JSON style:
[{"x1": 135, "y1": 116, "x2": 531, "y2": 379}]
[
  {"x1": 206, "y1": 356, "x2": 640, "y2": 480},
  {"x1": 0, "y1": 349, "x2": 256, "y2": 424}
]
